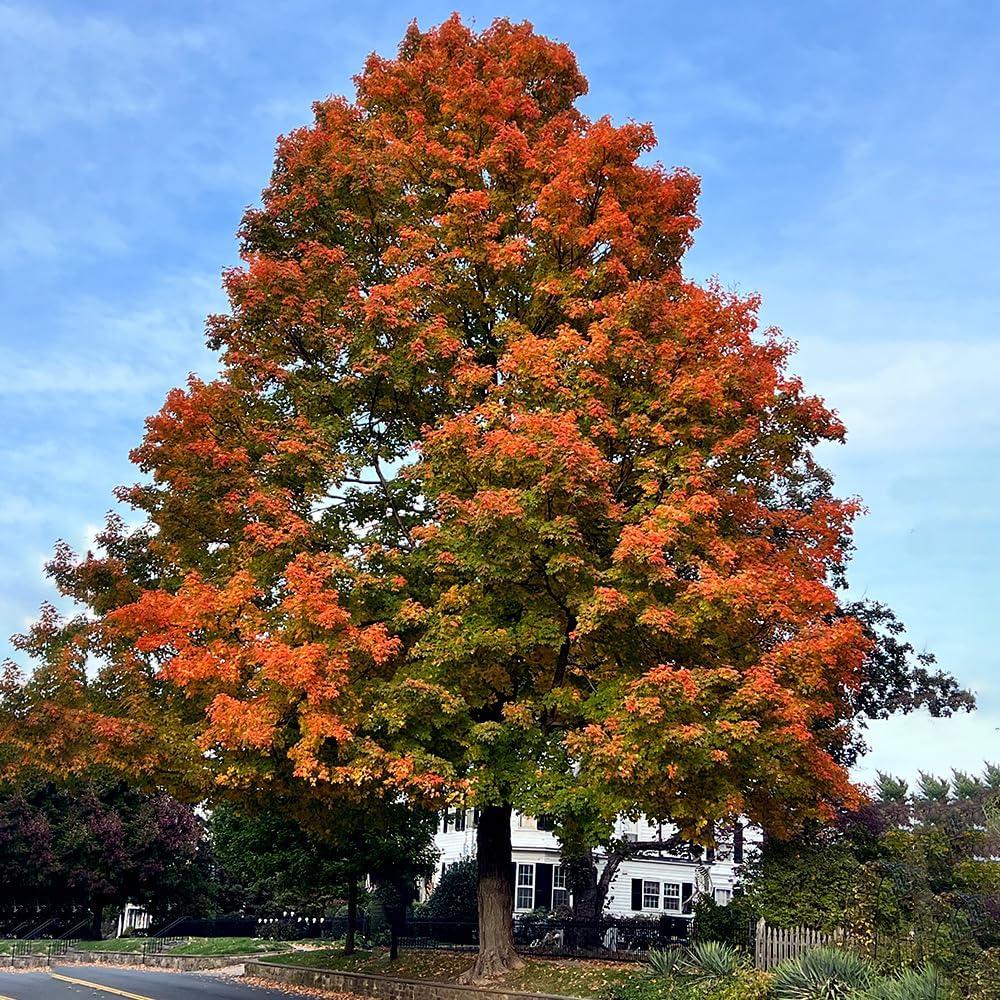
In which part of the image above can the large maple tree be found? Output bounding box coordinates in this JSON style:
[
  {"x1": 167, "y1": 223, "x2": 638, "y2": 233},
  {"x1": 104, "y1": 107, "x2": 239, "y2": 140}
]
[{"x1": 0, "y1": 16, "x2": 972, "y2": 979}]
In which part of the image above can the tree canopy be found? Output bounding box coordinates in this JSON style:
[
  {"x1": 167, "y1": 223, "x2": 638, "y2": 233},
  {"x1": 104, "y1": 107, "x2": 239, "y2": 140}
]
[
  {"x1": 0, "y1": 776, "x2": 209, "y2": 936},
  {"x1": 0, "y1": 14, "x2": 972, "y2": 978}
]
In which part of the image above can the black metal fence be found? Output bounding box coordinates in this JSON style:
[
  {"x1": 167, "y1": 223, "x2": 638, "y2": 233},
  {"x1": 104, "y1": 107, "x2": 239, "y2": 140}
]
[
  {"x1": 2, "y1": 908, "x2": 691, "y2": 962},
  {"x1": 401, "y1": 916, "x2": 690, "y2": 960},
  {"x1": 0, "y1": 914, "x2": 94, "y2": 941},
  {"x1": 149, "y1": 915, "x2": 258, "y2": 938}
]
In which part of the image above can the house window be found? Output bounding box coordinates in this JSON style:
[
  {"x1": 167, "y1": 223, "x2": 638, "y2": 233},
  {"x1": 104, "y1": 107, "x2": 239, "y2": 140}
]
[
  {"x1": 552, "y1": 866, "x2": 570, "y2": 908},
  {"x1": 537, "y1": 815, "x2": 556, "y2": 832},
  {"x1": 452, "y1": 809, "x2": 466, "y2": 832},
  {"x1": 642, "y1": 880, "x2": 660, "y2": 909},
  {"x1": 518, "y1": 815, "x2": 537, "y2": 829},
  {"x1": 714, "y1": 888, "x2": 732, "y2": 906},
  {"x1": 516, "y1": 863, "x2": 535, "y2": 910},
  {"x1": 663, "y1": 882, "x2": 681, "y2": 913}
]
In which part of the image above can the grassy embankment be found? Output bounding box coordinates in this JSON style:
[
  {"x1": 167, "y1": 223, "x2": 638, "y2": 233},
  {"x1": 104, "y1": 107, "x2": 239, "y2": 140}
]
[{"x1": 265, "y1": 947, "x2": 638, "y2": 998}]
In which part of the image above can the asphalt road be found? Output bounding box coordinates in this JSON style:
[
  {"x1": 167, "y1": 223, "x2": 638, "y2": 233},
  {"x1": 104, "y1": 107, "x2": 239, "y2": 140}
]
[{"x1": 0, "y1": 966, "x2": 321, "y2": 1000}]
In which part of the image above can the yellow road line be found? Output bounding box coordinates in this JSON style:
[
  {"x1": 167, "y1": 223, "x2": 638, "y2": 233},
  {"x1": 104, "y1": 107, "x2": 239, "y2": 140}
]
[
  {"x1": 48, "y1": 973, "x2": 155, "y2": 1000},
  {"x1": 0, "y1": 993, "x2": 19, "y2": 1000}
]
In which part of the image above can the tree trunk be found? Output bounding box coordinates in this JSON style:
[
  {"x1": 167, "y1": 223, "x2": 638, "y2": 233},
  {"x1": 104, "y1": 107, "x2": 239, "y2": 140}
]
[
  {"x1": 88, "y1": 895, "x2": 105, "y2": 940},
  {"x1": 388, "y1": 918, "x2": 400, "y2": 961},
  {"x1": 344, "y1": 875, "x2": 358, "y2": 955},
  {"x1": 458, "y1": 804, "x2": 523, "y2": 983}
]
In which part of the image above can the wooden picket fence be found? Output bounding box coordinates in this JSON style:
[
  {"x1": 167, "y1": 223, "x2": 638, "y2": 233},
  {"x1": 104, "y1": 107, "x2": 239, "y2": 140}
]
[{"x1": 753, "y1": 918, "x2": 846, "y2": 970}]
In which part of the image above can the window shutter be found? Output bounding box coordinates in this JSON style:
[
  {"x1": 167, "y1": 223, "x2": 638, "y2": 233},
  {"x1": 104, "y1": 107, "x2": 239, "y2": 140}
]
[
  {"x1": 681, "y1": 882, "x2": 694, "y2": 914},
  {"x1": 631, "y1": 878, "x2": 643, "y2": 911},
  {"x1": 443, "y1": 811, "x2": 451, "y2": 833},
  {"x1": 535, "y1": 863, "x2": 553, "y2": 910},
  {"x1": 510, "y1": 863, "x2": 517, "y2": 892},
  {"x1": 733, "y1": 822, "x2": 744, "y2": 863}
]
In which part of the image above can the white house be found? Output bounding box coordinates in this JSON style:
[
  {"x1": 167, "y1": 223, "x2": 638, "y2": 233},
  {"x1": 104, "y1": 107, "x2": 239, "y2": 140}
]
[{"x1": 430, "y1": 809, "x2": 753, "y2": 921}]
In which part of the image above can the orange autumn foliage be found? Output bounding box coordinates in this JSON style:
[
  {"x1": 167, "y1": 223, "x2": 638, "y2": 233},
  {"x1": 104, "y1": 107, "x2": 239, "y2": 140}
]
[{"x1": 6, "y1": 16, "x2": 890, "y2": 842}]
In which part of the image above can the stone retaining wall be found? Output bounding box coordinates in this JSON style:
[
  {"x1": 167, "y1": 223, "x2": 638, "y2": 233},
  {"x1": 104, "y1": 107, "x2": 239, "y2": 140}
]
[
  {"x1": 0, "y1": 951, "x2": 261, "y2": 972},
  {"x1": 0, "y1": 955, "x2": 48, "y2": 970},
  {"x1": 62, "y1": 951, "x2": 261, "y2": 971},
  {"x1": 245, "y1": 961, "x2": 574, "y2": 1000}
]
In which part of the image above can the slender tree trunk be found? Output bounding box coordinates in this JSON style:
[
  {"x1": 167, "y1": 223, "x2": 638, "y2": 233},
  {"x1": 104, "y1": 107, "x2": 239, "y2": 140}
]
[
  {"x1": 344, "y1": 875, "x2": 358, "y2": 955},
  {"x1": 459, "y1": 804, "x2": 523, "y2": 984},
  {"x1": 89, "y1": 895, "x2": 105, "y2": 940},
  {"x1": 388, "y1": 918, "x2": 400, "y2": 961}
]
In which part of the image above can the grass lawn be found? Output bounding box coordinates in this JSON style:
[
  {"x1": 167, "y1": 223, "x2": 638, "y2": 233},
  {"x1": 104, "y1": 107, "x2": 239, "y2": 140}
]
[
  {"x1": 70, "y1": 937, "x2": 302, "y2": 956},
  {"x1": 168, "y1": 937, "x2": 294, "y2": 956},
  {"x1": 265, "y1": 948, "x2": 638, "y2": 998},
  {"x1": 72, "y1": 939, "x2": 148, "y2": 953},
  {"x1": 0, "y1": 939, "x2": 68, "y2": 954}
]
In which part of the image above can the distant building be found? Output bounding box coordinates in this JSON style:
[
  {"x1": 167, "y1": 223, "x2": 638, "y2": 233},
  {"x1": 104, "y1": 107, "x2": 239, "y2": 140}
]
[{"x1": 429, "y1": 809, "x2": 754, "y2": 921}]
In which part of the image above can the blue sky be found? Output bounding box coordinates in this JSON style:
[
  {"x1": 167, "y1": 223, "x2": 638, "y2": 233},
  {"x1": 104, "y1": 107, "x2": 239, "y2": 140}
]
[{"x1": 1, "y1": 1, "x2": 997, "y2": 785}]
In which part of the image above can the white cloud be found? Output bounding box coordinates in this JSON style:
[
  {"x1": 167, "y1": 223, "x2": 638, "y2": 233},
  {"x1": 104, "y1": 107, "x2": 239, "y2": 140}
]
[
  {"x1": 795, "y1": 337, "x2": 1000, "y2": 453},
  {"x1": 0, "y1": 271, "x2": 222, "y2": 398},
  {"x1": 0, "y1": 209, "x2": 129, "y2": 264},
  {"x1": 0, "y1": 3, "x2": 206, "y2": 136}
]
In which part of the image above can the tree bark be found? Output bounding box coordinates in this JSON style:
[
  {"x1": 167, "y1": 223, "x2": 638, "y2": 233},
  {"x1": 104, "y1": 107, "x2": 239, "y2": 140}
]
[
  {"x1": 568, "y1": 841, "x2": 684, "y2": 918},
  {"x1": 88, "y1": 895, "x2": 105, "y2": 940},
  {"x1": 458, "y1": 804, "x2": 523, "y2": 983},
  {"x1": 344, "y1": 875, "x2": 358, "y2": 955}
]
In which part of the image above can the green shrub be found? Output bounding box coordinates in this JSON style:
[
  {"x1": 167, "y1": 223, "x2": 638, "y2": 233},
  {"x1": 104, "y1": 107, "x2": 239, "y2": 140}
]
[
  {"x1": 648, "y1": 947, "x2": 686, "y2": 976},
  {"x1": 771, "y1": 947, "x2": 875, "y2": 1000},
  {"x1": 420, "y1": 858, "x2": 478, "y2": 922},
  {"x1": 600, "y1": 972, "x2": 678, "y2": 1000},
  {"x1": 256, "y1": 918, "x2": 306, "y2": 940},
  {"x1": 863, "y1": 966, "x2": 954, "y2": 1000},
  {"x1": 601, "y1": 967, "x2": 770, "y2": 1000},
  {"x1": 691, "y1": 895, "x2": 752, "y2": 947},
  {"x1": 700, "y1": 968, "x2": 772, "y2": 1000},
  {"x1": 679, "y1": 940, "x2": 744, "y2": 983}
]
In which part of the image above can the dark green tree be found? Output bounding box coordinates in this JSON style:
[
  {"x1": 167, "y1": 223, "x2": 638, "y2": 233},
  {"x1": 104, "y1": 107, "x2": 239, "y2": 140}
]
[
  {"x1": 421, "y1": 858, "x2": 478, "y2": 923},
  {"x1": 0, "y1": 775, "x2": 210, "y2": 937}
]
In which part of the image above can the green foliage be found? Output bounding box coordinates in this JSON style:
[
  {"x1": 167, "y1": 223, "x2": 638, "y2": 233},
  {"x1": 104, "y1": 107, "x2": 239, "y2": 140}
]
[
  {"x1": 601, "y1": 973, "x2": 673, "y2": 1000},
  {"x1": 208, "y1": 802, "x2": 348, "y2": 914},
  {"x1": 419, "y1": 857, "x2": 478, "y2": 922},
  {"x1": 983, "y1": 764, "x2": 1000, "y2": 793},
  {"x1": 916, "y1": 775, "x2": 950, "y2": 803},
  {"x1": 963, "y1": 947, "x2": 999, "y2": 1000},
  {"x1": 601, "y1": 966, "x2": 769, "y2": 1000},
  {"x1": 733, "y1": 763, "x2": 999, "y2": 990},
  {"x1": 740, "y1": 838, "x2": 863, "y2": 932},
  {"x1": 862, "y1": 966, "x2": 955, "y2": 1000},
  {"x1": 949, "y1": 772, "x2": 982, "y2": 801},
  {"x1": 647, "y1": 947, "x2": 686, "y2": 976},
  {"x1": 875, "y1": 774, "x2": 909, "y2": 804},
  {"x1": 770, "y1": 947, "x2": 875, "y2": 1000},
  {"x1": 691, "y1": 895, "x2": 751, "y2": 947},
  {"x1": 678, "y1": 941, "x2": 744, "y2": 983},
  {"x1": 256, "y1": 919, "x2": 308, "y2": 941},
  {"x1": 616, "y1": 940, "x2": 751, "y2": 1000}
]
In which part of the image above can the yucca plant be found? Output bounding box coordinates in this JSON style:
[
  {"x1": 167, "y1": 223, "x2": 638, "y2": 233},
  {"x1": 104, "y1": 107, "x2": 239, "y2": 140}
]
[
  {"x1": 863, "y1": 967, "x2": 954, "y2": 1000},
  {"x1": 647, "y1": 946, "x2": 686, "y2": 976},
  {"x1": 771, "y1": 946, "x2": 875, "y2": 1000},
  {"x1": 678, "y1": 940, "x2": 744, "y2": 982}
]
